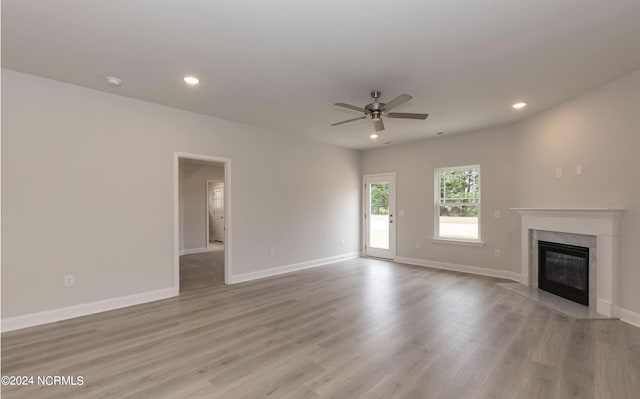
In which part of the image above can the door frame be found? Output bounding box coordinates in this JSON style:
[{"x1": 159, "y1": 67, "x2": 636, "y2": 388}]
[
  {"x1": 174, "y1": 152, "x2": 232, "y2": 289},
  {"x1": 206, "y1": 179, "x2": 225, "y2": 245},
  {"x1": 362, "y1": 172, "x2": 396, "y2": 260}
]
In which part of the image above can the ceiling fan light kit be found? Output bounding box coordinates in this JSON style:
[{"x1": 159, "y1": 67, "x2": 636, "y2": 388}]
[{"x1": 331, "y1": 91, "x2": 429, "y2": 133}]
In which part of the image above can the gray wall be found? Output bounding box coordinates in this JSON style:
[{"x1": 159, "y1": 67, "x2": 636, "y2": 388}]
[
  {"x1": 1, "y1": 69, "x2": 361, "y2": 318},
  {"x1": 179, "y1": 161, "x2": 224, "y2": 251},
  {"x1": 361, "y1": 126, "x2": 516, "y2": 272},
  {"x1": 361, "y1": 70, "x2": 640, "y2": 314},
  {"x1": 2, "y1": 67, "x2": 637, "y2": 319},
  {"x1": 512, "y1": 70, "x2": 640, "y2": 314}
]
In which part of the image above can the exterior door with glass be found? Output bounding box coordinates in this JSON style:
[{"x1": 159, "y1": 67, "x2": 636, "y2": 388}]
[{"x1": 364, "y1": 173, "x2": 395, "y2": 259}]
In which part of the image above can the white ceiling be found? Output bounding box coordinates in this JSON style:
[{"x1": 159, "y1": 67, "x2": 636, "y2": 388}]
[{"x1": 3, "y1": 1, "x2": 640, "y2": 149}]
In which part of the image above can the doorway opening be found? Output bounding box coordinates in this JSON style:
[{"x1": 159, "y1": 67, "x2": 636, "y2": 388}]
[{"x1": 174, "y1": 152, "x2": 231, "y2": 293}]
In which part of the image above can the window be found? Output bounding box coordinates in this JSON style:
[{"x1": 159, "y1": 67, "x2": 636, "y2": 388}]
[{"x1": 435, "y1": 165, "x2": 481, "y2": 242}]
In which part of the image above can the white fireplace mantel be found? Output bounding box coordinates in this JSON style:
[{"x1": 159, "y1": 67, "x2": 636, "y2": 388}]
[{"x1": 512, "y1": 208, "x2": 624, "y2": 317}]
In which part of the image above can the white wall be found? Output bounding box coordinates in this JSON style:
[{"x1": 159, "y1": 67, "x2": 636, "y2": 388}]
[
  {"x1": 179, "y1": 161, "x2": 224, "y2": 251},
  {"x1": 361, "y1": 126, "x2": 516, "y2": 274},
  {"x1": 513, "y1": 70, "x2": 640, "y2": 314},
  {"x1": 1, "y1": 69, "x2": 361, "y2": 319}
]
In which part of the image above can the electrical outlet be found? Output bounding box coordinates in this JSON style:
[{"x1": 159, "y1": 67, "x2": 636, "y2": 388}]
[
  {"x1": 415, "y1": 241, "x2": 421, "y2": 249},
  {"x1": 399, "y1": 210, "x2": 405, "y2": 216},
  {"x1": 494, "y1": 210, "x2": 501, "y2": 218},
  {"x1": 494, "y1": 249, "x2": 501, "y2": 257},
  {"x1": 341, "y1": 239, "x2": 345, "y2": 247},
  {"x1": 64, "y1": 275, "x2": 74, "y2": 287},
  {"x1": 270, "y1": 248, "x2": 276, "y2": 256},
  {"x1": 576, "y1": 165, "x2": 583, "y2": 176},
  {"x1": 556, "y1": 168, "x2": 563, "y2": 178}
]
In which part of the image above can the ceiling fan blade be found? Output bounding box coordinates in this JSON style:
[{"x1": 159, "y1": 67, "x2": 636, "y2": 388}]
[
  {"x1": 387, "y1": 112, "x2": 429, "y2": 120},
  {"x1": 330, "y1": 116, "x2": 367, "y2": 126},
  {"x1": 334, "y1": 102, "x2": 367, "y2": 113},
  {"x1": 382, "y1": 94, "x2": 412, "y2": 112},
  {"x1": 373, "y1": 118, "x2": 385, "y2": 132}
]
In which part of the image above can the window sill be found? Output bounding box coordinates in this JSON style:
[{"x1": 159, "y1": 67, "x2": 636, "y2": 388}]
[{"x1": 431, "y1": 237, "x2": 486, "y2": 247}]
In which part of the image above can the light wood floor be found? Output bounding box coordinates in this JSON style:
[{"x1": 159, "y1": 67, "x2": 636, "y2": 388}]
[{"x1": 2, "y1": 257, "x2": 639, "y2": 398}]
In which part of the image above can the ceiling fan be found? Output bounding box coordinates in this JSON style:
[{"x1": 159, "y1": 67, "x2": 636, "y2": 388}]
[{"x1": 331, "y1": 91, "x2": 429, "y2": 132}]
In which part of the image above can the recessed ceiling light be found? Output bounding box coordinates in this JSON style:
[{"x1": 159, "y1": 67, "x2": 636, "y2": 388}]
[
  {"x1": 512, "y1": 102, "x2": 527, "y2": 109},
  {"x1": 370, "y1": 133, "x2": 379, "y2": 139},
  {"x1": 105, "y1": 76, "x2": 122, "y2": 87},
  {"x1": 184, "y1": 76, "x2": 199, "y2": 85},
  {"x1": 436, "y1": 131, "x2": 444, "y2": 135}
]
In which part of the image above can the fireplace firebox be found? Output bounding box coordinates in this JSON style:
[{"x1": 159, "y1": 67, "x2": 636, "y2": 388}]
[{"x1": 538, "y1": 241, "x2": 589, "y2": 306}]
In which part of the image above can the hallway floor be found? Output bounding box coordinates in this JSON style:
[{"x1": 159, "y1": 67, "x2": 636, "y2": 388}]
[{"x1": 179, "y1": 242, "x2": 224, "y2": 291}]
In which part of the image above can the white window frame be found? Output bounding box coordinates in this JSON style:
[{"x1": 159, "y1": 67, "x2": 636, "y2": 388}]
[{"x1": 433, "y1": 165, "x2": 484, "y2": 245}]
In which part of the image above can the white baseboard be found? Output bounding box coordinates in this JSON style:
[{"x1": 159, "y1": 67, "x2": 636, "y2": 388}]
[
  {"x1": 3, "y1": 257, "x2": 635, "y2": 333},
  {"x1": 229, "y1": 252, "x2": 361, "y2": 284},
  {"x1": 1, "y1": 286, "x2": 178, "y2": 333},
  {"x1": 180, "y1": 247, "x2": 208, "y2": 256},
  {"x1": 597, "y1": 299, "x2": 613, "y2": 317},
  {"x1": 616, "y1": 306, "x2": 640, "y2": 328},
  {"x1": 395, "y1": 256, "x2": 521, "y2": 282}
]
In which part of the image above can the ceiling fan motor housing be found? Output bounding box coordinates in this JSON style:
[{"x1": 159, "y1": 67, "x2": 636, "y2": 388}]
[
  {"x1": 365, "y1": 101, "x2": 384, "y2": 113},
  {"x1": 331, "y1": 91, "x2": 428, "y2": 131}
]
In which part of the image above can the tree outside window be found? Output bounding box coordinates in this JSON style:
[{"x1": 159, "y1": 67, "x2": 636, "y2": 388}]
[
  {"x1": 370, "y1": 182, "x2": 389, "y2": 215},
  {"x1": 435, "y1": 166, "x2": 480, "y2": 241}
]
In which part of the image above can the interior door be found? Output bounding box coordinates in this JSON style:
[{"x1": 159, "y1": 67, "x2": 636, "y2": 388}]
[
  {"x1": 213, "y1": 187, "x2": 225, "y2": 242},
  {"x1": 364, "y1": 173, "x2": 395, "y2": 259}
]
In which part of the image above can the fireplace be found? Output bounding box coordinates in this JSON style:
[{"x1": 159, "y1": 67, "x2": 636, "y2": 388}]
[
  {"x1": 538, "y1": 241, "x2": 589, "y2": 305},
  {"x1": 514, "y1": 208, "x2": 622, "y2": 317}
]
